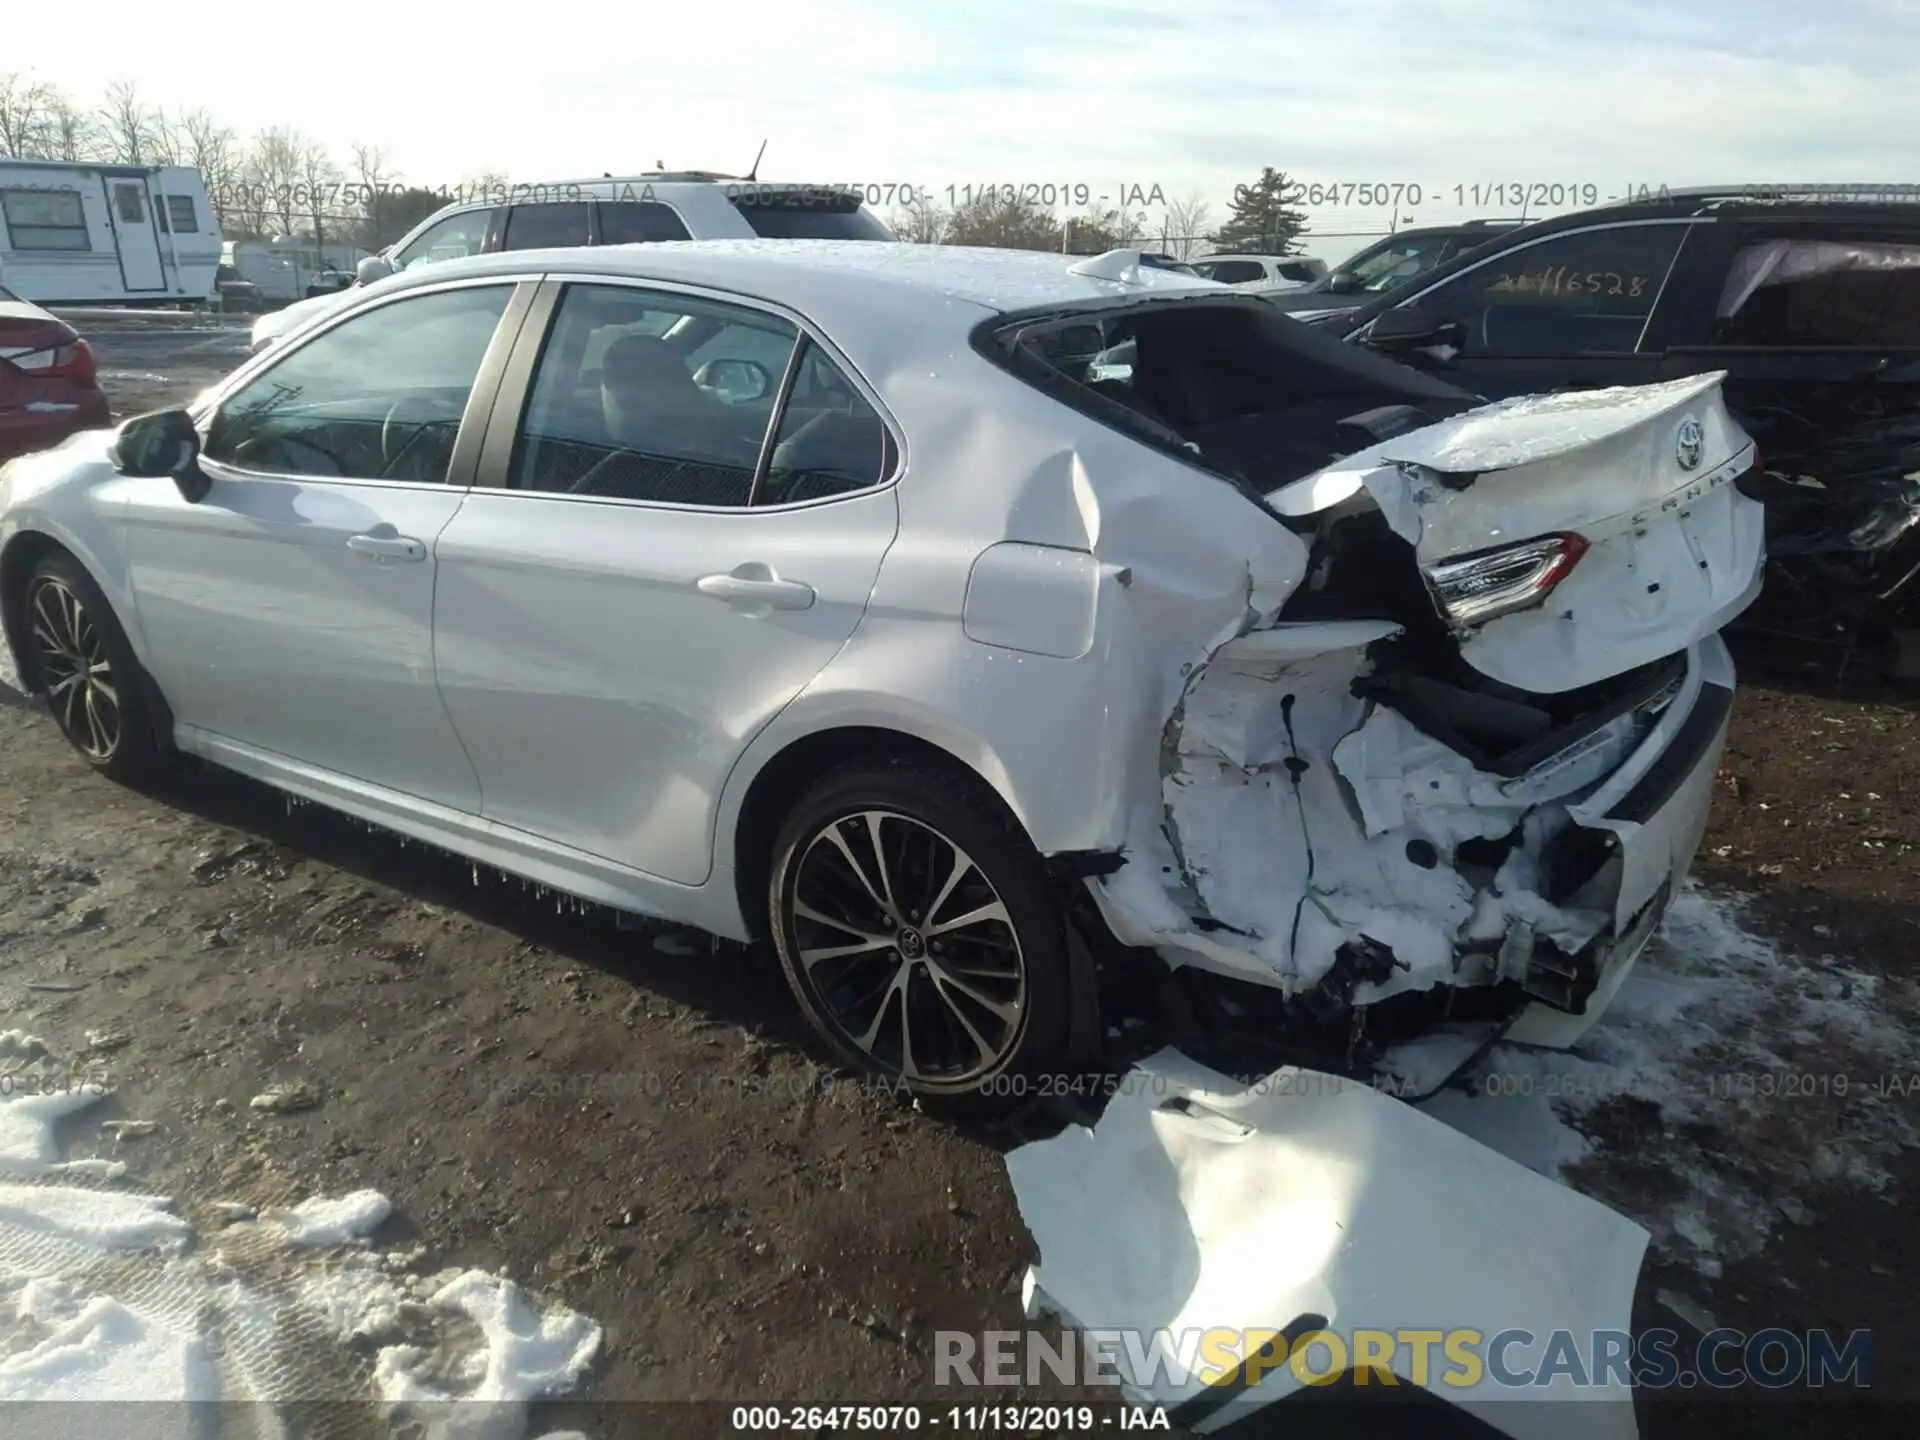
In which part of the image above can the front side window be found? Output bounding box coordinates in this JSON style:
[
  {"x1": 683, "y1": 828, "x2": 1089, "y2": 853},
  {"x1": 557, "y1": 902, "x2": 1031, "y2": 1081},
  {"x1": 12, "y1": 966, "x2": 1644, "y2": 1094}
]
[
  {"x1": 1343, "y1": 235, "x2": 1455, "y2": 292},
  {"x1": 1411, "y1": 223, "x2": 1689, "y2": 357},
  {"x1": 165, "y1": 195, "x2": 198, "y2": 233},
  {"x1": 597, "y1": 201, "x2": 692, "y2": 244},
  {"x1": 393, "y1": 209, "x2": 492, "y2": 272},
  {"x1": 1714, "y1": 236, "x2": 1920, "y2": 347},
  {"x1": 2, "y1": 189, "x2": 90, "y2": 252},
  {"x1": 204, "y1": 284, "x2": 512, "y2": 482},
  {"x1": 502, "y1": 202, "x2": 590, "y2": 251},
  {"x1": 510, "y1": 284, "x2": 800, "y2": 506}
]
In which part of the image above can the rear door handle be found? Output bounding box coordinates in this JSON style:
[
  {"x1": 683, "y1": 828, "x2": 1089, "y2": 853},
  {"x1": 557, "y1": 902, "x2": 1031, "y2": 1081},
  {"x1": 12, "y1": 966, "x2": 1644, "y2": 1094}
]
[
  {"x1": 696, "y1": 562, "x2": 816, "y2": 612},
  {"x1": 347, "y1": 532, "x2": 428, "y2": 563}
]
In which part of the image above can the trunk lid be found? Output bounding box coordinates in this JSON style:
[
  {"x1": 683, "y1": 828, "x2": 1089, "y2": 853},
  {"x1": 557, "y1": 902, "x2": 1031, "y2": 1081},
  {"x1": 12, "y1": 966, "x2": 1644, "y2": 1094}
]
[{"x1": 1268, "y1": 372, "x2": 1764, "y2": 694}]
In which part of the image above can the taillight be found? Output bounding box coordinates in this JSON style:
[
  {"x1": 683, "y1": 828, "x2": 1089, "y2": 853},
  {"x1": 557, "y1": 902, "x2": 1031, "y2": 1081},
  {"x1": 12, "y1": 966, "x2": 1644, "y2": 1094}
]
[
  {"x1": 1734, "y1": 445, "x2": 1766, "y2": 500},
  {"x1": 7, "y1": 339, "x2": 96, "y2": 383},
  {"x1": 1426, "y1": 532, "x2": 1589, "y2": 629}
]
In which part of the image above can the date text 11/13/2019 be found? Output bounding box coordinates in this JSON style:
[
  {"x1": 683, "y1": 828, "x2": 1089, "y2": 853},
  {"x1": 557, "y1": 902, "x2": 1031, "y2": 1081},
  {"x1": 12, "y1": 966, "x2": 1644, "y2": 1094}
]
[{"x1": 1269, "y1": 181, "x2": 1920, "y2": 209}]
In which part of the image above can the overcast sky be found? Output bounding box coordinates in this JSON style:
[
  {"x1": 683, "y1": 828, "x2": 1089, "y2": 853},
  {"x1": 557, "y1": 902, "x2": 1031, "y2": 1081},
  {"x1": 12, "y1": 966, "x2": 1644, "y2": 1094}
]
[{"x1": 9, "y1": 0, "x2": 1917, "y2": 261}]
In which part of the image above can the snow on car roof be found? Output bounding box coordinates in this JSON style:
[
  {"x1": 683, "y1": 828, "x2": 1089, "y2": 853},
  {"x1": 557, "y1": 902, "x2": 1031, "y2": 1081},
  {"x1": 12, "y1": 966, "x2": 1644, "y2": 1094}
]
[{"x1": 383, "y1": 240, "x2": 1226, "y2": 323}]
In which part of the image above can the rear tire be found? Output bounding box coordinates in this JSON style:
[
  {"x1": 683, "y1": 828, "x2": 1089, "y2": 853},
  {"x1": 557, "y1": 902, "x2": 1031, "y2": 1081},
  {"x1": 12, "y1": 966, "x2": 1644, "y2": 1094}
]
[
  {"x1": 767, "y1": 756, "x2": 1072, "y2": 1109},
  {"x1": 21, "y1": 552, "x2": 164, "y2": 783}
]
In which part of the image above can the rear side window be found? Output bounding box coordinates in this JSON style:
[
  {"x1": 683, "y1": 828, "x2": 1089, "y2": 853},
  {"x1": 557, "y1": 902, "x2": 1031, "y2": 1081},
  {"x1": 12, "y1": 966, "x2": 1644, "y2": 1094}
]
[
  {"x1": 729, "y1": 201, "x2": 893, "y2": 241},
  {"x1": 1198, "y1": 259, "x2": 1265, "y2": 284},
  {"x1": 755, "y1": 341, "x2": 897, "y2": 505},
  {"x1": 511, "y1": 283, "x2": 799, "y2": 507},
  {"x1": 1715, "y1": 237, "x2": 1920, "y2": 347},
  {"x1": 503, "y1": 202, "x2": 590, "y2": 251},
  {"x1": 597, "y1": 201, "x2": 692, "y2": 244}
]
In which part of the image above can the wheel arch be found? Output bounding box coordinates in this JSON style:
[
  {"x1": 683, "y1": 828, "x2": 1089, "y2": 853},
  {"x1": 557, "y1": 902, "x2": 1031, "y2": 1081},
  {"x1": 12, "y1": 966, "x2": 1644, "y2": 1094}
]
[
  {"x1": 0, "y1": 529, "x2": 72, "y2": 692},
  {"x1": 729, "y1": 724, "x2": 1032, "y2": 944},
  {"x1": 0, "y1": 527, "x2": 175, "y2": 745}
]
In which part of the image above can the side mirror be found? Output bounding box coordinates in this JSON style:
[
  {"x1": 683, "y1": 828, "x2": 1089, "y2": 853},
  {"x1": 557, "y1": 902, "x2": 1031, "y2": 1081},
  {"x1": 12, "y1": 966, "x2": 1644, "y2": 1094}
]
[
  {"x1": 1326, "y1": 271, "x2": 1362, "y2": 295},
  {"x1": 1364, "y1": 305, "x2": 1466, "y2": 357},
  {"x1": 110, "y1": 409, "x2": 211, "y2": 503},
  {"x1": 356, "y1": 254, "x2": 395, "y2": 285},
  {"x1": 693, "y1": 358, "x2": 771, "y2": 403}
]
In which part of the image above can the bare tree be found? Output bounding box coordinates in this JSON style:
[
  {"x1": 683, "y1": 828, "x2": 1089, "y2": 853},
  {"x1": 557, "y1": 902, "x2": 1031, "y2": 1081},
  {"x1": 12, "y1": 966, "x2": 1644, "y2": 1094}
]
[
  {"x1": 298, "y1": 140, "x2": 341, "y2": 253},
  {"x1": 98, "y1": 78, "x2": 162, "y2": 163},
  {"x1": 246, "y1": 127, "x2": 304, "y2": 237},
  {"x1": 177, "y1": 108, "x2": 242, "y2": 230},
  {"x1": 45, "y1": 94, "x2": 99, "y2": 161},
  {"x1": 351, "y1": 142, "x2": 401, "y2": 248},
  {"x1": 1165, "y1": 192, "x2": 1212, "y2": 259},
  {"x1": 0, "y1": 72, "x2": 56, "y2": 158},
  {"x1": 887, "y1": 199, "x2": 952, "y2": 244}
]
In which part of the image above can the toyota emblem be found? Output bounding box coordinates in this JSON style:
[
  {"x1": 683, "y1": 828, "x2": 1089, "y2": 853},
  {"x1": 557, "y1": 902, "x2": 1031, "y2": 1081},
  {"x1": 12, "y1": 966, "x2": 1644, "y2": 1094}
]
[{"x1": 1675, "y1": 418, "x2": 1704, "y2": 471}]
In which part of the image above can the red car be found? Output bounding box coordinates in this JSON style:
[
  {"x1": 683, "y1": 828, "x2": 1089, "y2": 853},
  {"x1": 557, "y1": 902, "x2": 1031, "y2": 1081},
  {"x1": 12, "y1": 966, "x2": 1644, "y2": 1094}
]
[{"x1": 0, "y1": 285, "x2": 112, "y2": 463}]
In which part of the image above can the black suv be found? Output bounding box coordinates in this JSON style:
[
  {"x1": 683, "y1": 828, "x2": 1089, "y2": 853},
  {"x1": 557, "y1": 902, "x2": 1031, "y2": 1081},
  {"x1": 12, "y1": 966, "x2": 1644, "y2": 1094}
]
[
  {"x1": 1265, "y1": 220, "x2": 1527, "y2": 316},
  {"x1": 1330, "y1": 189, "x2": 1920, "y2": 649}
]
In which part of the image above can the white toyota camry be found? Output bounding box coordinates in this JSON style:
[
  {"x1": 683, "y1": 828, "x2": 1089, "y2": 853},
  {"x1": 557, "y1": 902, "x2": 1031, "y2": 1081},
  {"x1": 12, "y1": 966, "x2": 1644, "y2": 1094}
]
[{"x1": 0, "y1": 241, "x2": 1763, "y2": 1103}]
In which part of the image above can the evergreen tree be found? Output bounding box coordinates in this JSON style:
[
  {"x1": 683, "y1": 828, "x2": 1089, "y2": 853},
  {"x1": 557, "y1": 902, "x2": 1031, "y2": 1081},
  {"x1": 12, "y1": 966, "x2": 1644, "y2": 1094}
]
[{"x1": 1210, "y1": 168, "x2": 1308, "y2": 253}]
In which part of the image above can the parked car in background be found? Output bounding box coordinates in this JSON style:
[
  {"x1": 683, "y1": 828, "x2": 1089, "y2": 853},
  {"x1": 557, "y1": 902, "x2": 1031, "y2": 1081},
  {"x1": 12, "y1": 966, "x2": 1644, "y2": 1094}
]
[
  {"x1": 1269, "y1": 220, "x2": 1530, "y2": 321},
  {"x1": 1330, "y1": 189, "x2": 1920, "y2": 651},
  {"x1": 1191, "y1": 252, "x2": 1328, "y2": 295},
  {"x1": 304, "y1": 270, "x2": 357, "y2": 299},
  {"x1": 0, "y1": 284, "x2": 110, "y2": 461},
  {"x1": 3, "y1": 242, "x2": 1759, "y2": 1104},
  {"x1": 249, "y1": 172, "x2": 897, "y2": 353},
  {"x1": 213, "y1": 264, "x2": 263, "y2": 313}
]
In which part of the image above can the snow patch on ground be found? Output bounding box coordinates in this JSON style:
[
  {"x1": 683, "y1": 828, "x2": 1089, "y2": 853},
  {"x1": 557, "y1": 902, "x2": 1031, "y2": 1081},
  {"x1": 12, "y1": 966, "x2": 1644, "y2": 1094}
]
[
  {"x1": 0, "y1": 1023, "x2": 601, "y2": 1435},
  {"x1": 1426, "y1": 884, "x2": 1920, "y2": 1276},
  {"x1": 264, "y1": 1188, "x2": 393, "y2": 1246}
]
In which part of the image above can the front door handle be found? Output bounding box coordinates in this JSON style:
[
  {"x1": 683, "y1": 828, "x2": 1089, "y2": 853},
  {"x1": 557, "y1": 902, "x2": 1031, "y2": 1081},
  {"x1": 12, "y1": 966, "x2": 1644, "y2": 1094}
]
[
  {"x1": 347, "y1": 532, "x2": 428, "y2": 563},
  {"x1": 696, "y1": 562, "x2": 816, "y2": 612}
]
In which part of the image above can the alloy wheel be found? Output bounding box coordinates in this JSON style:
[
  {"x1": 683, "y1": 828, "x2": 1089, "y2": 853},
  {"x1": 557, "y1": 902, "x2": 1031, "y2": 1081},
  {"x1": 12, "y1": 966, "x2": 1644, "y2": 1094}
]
[
  {"x1": 788, "y1": 809, "x2": 1028, "y2": 1086},
  {"x1": 27, "y1": 578, "x2": 121, "y2": 761}
]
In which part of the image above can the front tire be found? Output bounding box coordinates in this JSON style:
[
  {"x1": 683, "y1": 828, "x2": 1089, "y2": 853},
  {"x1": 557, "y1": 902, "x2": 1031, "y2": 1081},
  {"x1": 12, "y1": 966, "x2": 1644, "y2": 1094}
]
[
  {"x1": 767, "y1": 756, "x2": 1072, "y2": 1106},
  {"x1": 22, "y1": 553, "x2": 164, "y2": 782}
]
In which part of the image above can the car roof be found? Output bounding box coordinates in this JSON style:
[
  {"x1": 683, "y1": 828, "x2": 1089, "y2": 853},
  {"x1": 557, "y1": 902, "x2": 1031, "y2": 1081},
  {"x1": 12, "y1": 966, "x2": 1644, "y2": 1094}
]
[
  {"x1": 1334, "y1": 190, "x2": 1920, "y2": 327},
  {"x1": 373, "y1": 239, "x2": 1226, "y2": 319}
]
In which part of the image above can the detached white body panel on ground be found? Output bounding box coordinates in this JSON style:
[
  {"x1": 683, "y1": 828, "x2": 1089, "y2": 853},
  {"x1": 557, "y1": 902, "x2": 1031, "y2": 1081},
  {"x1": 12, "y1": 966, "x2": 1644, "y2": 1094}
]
[{"x1": 1007, "y1": 1049, "x2": 1647, "y2": 1439}]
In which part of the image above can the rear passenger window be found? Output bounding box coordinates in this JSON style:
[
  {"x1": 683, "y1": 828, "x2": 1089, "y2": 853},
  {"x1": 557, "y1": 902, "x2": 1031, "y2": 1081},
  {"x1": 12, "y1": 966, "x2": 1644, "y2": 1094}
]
[
  {"x1": 597, "y1": 201, "x2": 693, "y2": 244},
  {"x1": 511, "y1": 283, "x2": 798, "y2": 507},
  {"x1": 502, "y1": 202, "x2": 591, "y2": 250},
  {"x1": 754, "y1": 342, "x2": 896, "y2": 506}
]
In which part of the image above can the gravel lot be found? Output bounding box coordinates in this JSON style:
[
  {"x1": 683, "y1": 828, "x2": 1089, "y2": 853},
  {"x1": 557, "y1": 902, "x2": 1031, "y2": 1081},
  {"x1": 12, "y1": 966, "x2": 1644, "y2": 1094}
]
[{"x1": 0, "y1": 315, "x2": 1912, "y2": 1436}]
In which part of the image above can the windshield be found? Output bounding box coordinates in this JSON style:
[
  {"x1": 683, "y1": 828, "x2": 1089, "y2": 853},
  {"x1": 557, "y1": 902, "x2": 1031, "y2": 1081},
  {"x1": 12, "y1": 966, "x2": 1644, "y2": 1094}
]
[
  {"x1": 1337, "y1": 235, "x2": 1456, "y2": 292},
  {"x1": 0, "y1": 285, "x2": 16, "y2": 302},
  {"x1": 730, "y1": 202, "x2": 893, "y2": 240}
]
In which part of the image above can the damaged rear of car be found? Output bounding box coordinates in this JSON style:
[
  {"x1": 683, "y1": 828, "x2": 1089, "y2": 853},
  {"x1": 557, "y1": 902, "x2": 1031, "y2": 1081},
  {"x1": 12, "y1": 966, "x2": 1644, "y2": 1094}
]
[{"x1": 981, "y1": 293, "x2": 1763, "y2": 1087}]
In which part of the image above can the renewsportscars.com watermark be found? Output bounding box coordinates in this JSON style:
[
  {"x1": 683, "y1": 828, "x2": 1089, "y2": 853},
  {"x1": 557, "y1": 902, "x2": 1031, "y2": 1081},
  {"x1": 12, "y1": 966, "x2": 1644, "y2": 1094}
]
[{"x1": 935, "y1": 1326, "x2": 1872, "y2": 1392}]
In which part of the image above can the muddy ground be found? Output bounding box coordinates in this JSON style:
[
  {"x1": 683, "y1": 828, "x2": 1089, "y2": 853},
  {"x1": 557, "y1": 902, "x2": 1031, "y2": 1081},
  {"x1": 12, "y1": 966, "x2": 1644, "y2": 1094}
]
[{"x1": 0, "y1": 316, "x2": 1913, "y2": 1436}]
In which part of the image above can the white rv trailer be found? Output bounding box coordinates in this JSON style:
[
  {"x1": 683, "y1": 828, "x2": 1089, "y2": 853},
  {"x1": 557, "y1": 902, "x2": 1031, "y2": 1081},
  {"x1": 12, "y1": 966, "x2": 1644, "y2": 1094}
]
[{"x1": 0, "y1": 159, "x2": 220, "y2": 306}]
